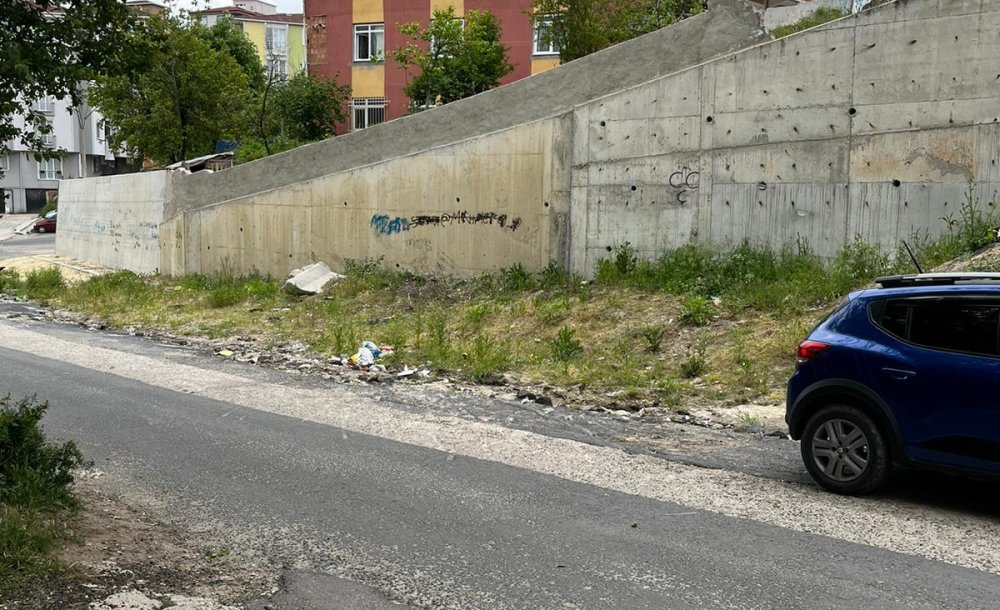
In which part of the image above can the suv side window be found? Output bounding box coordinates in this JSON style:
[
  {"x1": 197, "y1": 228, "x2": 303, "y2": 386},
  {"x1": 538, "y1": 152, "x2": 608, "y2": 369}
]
[{"x1": 872, "y1": 298, "x2": 1000, "y2": 357}]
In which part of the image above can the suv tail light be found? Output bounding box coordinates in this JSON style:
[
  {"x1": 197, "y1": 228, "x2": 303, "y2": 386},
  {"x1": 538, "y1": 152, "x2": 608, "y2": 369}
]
[{"x1": 797, "y1": 340, "x2": 828, "y2": 364}]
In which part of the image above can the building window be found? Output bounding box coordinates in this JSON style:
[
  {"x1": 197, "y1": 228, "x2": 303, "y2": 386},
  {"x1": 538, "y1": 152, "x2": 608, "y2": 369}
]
[
  {"x1": 269, "y1": 57, "x2": 288, "y2": 81},
  {"x1": 533, "y1": 18, "x2": 559, "y2": 56},
  {"x1": 265, "y1": 23, "x2": 288, "y2": 55},
  {"x1": 0, "y1": 154, "x2": 8, "y2": 172},
  {"x1": 32, "y1": 96, "x2": 55, "y2": 114},
  {"x1": 37, "y1": 157, "x2": 62, "y2": 181},
  {"x1": 353, "y1": 23, "x2": 384, "y2": 62},
  {"x1": 351, "y1": 97, "x2": 387, "y2": 131}
]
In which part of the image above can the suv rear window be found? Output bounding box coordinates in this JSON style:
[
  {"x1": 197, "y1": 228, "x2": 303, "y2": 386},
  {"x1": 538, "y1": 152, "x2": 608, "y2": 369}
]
[{"x1": 871, "y1": 298, "x2": 1000, "y2": 357}]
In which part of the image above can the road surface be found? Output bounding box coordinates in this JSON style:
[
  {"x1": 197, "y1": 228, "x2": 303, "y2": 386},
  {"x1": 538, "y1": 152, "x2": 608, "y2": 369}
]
[
  {"x1": 0, "y1": 232, "x2": 56, "y2": 261},
  {"x1": 1, "y1": 307, "x2": 999, "y2": 609}
]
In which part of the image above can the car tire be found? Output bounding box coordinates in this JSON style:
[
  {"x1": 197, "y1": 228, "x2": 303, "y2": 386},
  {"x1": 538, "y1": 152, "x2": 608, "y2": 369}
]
[
  {"x1": 37, "y1": 227, "x2": 46, "y2": 233},
  {"x1": 801, "y1": 404, "x2": 890, "y2": 495}
]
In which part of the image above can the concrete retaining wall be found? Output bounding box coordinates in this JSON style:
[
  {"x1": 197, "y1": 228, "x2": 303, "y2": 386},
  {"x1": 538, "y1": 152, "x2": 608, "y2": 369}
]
[
  {"x1": 60, "y1": 0, "x2": 1000, "y2": 280},
  {"x1": 568, "y1": 0, "x2": 1000, "y2": 274},
  {"x1": 56, "y1": 172, "x2": 168, "y2": 273},
  {"x1": 161, "y1": 119, "x2": 572, "y2": 276},
  {"x1": 161, "y1": 1, "x2": 767, "y2": 277}
]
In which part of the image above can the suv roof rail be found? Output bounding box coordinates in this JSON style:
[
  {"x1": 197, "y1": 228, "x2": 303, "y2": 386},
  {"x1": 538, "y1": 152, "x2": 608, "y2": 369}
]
[{"x1": 875, "y1": 272, "x2": 1000, "y2": 288}]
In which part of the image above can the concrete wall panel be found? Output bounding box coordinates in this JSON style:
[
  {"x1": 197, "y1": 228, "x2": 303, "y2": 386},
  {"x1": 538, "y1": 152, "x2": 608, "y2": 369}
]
[{"x1": 56, "y1": 172, "x2": 167, "y2": 273}]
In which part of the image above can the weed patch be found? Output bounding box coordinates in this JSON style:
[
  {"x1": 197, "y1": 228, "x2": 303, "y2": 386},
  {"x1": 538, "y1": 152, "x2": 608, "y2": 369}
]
[{"x1": 0, "y1": 396, "x2": 87, "y2": 596}]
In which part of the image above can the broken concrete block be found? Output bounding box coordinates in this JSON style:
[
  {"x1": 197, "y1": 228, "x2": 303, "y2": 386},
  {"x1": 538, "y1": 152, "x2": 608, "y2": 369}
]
[{"x1": 283, "y1": 262, "x2": 345, "y2": 295}]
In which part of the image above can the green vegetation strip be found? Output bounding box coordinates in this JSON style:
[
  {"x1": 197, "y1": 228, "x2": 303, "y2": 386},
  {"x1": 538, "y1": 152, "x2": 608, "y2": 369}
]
[{"x1": 0, "y1": 396, "x2": 88, "y2": 597}]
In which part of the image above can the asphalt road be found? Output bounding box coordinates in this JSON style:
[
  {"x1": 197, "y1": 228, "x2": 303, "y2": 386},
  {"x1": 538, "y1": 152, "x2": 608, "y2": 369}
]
[
  {"x1": 2, "y1": 312, "x2": 1000, "y2": 609},
  {"x1": 0, "y1": 232, "x2": 56, "y2": 260}
]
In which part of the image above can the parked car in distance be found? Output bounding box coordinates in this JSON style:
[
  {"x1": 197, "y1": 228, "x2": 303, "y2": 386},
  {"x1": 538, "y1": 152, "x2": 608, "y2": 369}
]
[
  {"x1": 33, "y1": 210, "x2": 56, "y2": 233},
  {"x1": 786, "y1": 273, "x2": 1000, "y2": 495}
]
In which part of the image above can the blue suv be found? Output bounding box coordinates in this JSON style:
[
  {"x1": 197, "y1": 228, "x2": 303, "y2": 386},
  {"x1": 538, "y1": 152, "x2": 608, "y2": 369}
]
[{"x1": 786, "y1": 273, "x2": 1000, "y2": 495}]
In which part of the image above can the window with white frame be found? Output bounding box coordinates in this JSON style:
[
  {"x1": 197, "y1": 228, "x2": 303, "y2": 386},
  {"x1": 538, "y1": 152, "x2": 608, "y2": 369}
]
[
  {"x1": 269, "y1": 56, "x2": 288, "y2": 81},
  {"x1": 32, "y1": 96, "x2": 55, "y2": 114},
  {"x1": 265, "y1": 23, "x2": 288, "y2": 55},
  {"x1": 0, "y1": 154, "x2": 8, "y2": 172},
  {"x1": 351, "y1": 97, "x2": 386, "y2": 131},
  {"x1": 533, "y1": 18, "x2": 559, "y2": 56},
  {"x1": 353, "y1": 23, "x2": 384, "y2": 62},
  {"x1": 37, "y1": 157, "x2": 62, "y2": 181}
]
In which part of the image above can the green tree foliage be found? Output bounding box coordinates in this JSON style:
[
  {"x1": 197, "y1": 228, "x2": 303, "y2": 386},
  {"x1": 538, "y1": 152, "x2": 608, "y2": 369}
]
[
  {"x1": 0, "y1": 0, "x2": 134, "y2": 176},
  {"x1": 271, "y1": 73, "x2": 351, "y2": 142},
  {"x1": 243, "y1": 72, "x2": 351, "y2": 162},
  {"x1": 391, "y1": 7, "x2": 514, "y2": 112},
  {"x1": 531, "y1": 0, "x2": 704, "y2": 63},
  {"x1": 90, "y1": 13, "x2": 254, "y2": 166},
  {"x1": 199, "y1": 16, "x2": 266, "y2": 91}
]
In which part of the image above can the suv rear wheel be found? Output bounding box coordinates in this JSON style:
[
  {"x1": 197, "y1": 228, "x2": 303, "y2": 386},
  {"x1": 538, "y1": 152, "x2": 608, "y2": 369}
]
[{"x1": 801, "y1": 404, "x2": 890, "y2": 495}]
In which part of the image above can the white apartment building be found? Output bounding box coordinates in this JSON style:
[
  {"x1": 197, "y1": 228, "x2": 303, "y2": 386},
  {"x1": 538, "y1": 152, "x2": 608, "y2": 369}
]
[{"x1": 0, "y1": 91, "x2": 132, "y2": 214}]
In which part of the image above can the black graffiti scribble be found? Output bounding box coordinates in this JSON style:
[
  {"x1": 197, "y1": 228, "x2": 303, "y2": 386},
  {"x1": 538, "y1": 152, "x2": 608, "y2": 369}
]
[
  {"x1": 669, "y1": 169, "x2": 700, "y2": 190},
  {"x1": 409, "y1": 211, "x2": 523, "y2": 232}
]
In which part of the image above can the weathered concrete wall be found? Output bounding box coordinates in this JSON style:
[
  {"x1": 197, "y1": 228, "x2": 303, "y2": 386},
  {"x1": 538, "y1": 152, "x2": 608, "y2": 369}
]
[
  {"x1": 56, "y1": 172, "x2": 167, "y2": 274},
  {"x1": 162, "y1": 119, "x2": 572, "y2": 276},
  {"x1": 568, "y1": 0, "x2": 1000, "y2": 275},
  {"x1": 68, "y1": 0, "x2": 1000, "y2": 280},
  {"x1": 161, "y1": 1, "x2": 768, "y2": 277}
]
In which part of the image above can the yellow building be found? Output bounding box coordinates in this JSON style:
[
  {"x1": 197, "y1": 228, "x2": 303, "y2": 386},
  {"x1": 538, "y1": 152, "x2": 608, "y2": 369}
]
[{"x1": 199, "y1": 1, "x2": 306, "y2": 80}]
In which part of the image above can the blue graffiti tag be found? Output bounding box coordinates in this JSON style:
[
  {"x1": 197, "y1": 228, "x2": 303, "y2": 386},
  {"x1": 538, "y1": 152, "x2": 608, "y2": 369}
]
[{"x1": 371, "y1": 214, "x2": 412, "y2": 236}]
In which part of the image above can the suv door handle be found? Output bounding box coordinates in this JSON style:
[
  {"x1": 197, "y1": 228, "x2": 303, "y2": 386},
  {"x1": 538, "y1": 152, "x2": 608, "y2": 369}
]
[{"x1": 882, "y1": 367, "x2": 916, "y2": 381}]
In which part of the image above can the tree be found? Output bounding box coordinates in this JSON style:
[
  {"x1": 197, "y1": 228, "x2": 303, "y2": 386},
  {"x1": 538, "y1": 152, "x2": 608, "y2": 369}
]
[
  {"x1": 200, "y1": 15, "x2": 266, "y2": 92},
  {"x1": 391, "y1": 7, "x2": 514, "y2": 112},
  {"x1": 531, "y1": 0, "x2": 704, "y2": 63},
  {"x1": 89, "y1": 13, "x2": 255, "y2": 166},
  {"x1": 0, "y1": 0, "x2": 134, "y2": 177},
  {"x1": 271, "y1": 73, "x2": 351, "y2": 142}
]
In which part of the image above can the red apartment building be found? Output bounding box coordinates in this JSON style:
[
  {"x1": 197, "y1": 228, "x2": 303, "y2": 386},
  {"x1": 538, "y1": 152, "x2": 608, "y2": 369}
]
[{"x1": 303, "y1": 0, "x2": 561, "y2": 132}]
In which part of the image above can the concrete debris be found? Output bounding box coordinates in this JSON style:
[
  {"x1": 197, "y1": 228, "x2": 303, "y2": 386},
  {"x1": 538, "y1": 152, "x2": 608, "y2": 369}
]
[
  {"x1": 282, "y1": 262, "x2": 344, "y2": 295},
  {"x1": 516, "y1": 389, "x2": 553, "y2": 407},
  {"x1": 218, "y1": 350, "x2": 234, "y2": 358},
  {"x1": 90, "y1": 591, "x2": 161, "y2": 610},
  {"x1": 89, "y1": 591, "x2": 238, "y2": 610}
]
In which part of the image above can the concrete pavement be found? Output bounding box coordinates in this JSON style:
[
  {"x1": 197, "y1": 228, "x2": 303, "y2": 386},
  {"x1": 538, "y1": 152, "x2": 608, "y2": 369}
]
[{"x1": 0, "y1": 213, "x2": 35, "y2": 242}]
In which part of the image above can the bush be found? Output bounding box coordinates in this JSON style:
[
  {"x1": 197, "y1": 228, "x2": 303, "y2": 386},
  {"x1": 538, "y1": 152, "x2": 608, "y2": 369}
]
[
  {"x1": 550, "y1": 326, "x2": 583, "y2": 370},
  {"x1": 0, "y1": 396, "x2": 86, "y2": 595},
  {"x1": 0, "y1": 396, "x2": 86, "y2": 511},
  {"x1": 678, "y1": 295, "x2": 715, "y2": 326},
  {"x1": 21, "y1": 268, "x2": 65, "y2": 301},
  {"x1": 0, "y1": 269, "x2": 22, "y2": 294}
]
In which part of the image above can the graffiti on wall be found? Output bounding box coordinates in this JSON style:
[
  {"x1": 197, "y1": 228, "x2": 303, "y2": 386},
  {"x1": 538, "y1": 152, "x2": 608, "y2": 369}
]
[
  {"x1": 668, "y1": 168, "x2": 700, "y2": 204},
  {"x1": 371, "y1": 211, "x2": 523, "y2": 236},
  {"x1": 371, "y1": 215, "x2": 411, "y2": 236}
]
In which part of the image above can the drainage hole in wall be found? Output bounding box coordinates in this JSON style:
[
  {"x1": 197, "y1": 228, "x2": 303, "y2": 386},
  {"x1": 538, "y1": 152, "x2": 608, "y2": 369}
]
[
  {"x1": 544, "y1": 201, "x2": 549, "y2": 208},
  {"x1": 705, "y1": 116, "x2": 713, "y2": 123},
  {"x1": 630, "y1": 185, "x2": 637, "y2": 191},
  {"x1": 848, "y1": 107, "x2": 857, "y2": 115},
  {"x1": 892, "y1": 179, "x2": 901, "y2": 187},
  {"x1": 606, "y1": 246, "x2": 613, "y2": 252},
  {"x1": 600, "y1": 121, "x2": 606, "y2": 127}
]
